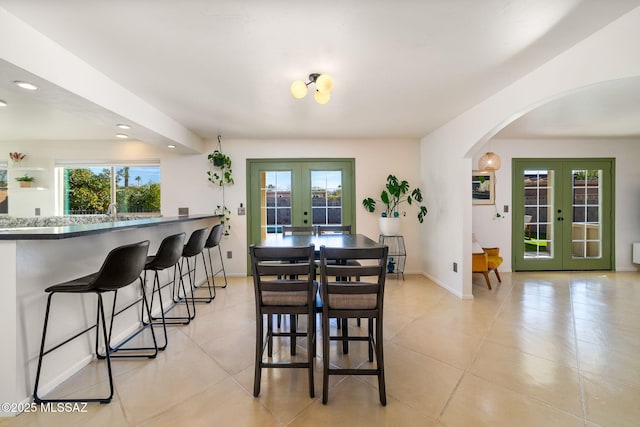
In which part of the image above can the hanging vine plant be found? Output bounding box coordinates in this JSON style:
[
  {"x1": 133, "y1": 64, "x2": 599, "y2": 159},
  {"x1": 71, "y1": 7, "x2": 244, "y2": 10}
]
[
  {"x1": 207, "y1": 150, "x2": 234, "y2": 186},
  {"x1": 207, "y1": 136, "x2": 234, "y2": 235}
]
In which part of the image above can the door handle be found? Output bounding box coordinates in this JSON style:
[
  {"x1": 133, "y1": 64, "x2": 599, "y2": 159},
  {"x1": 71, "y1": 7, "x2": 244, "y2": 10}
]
[
  {"x1": 303, "y1": 219, "x2": 308, "y2": 224},
  {"x1": 557, "y1": 217, "x2": 564, "y2": 221}
]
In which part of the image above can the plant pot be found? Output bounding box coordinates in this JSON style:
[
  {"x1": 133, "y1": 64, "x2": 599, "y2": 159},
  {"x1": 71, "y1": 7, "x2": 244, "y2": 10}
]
[
  {"x1": 19, "y1": 181, "x2": 31, "y2": 188},
  {"x1": 213, "y1": 157, "x2": 224, "y2": 167},
  {"x1": 379, "y1": 217, "x2": 400, "y2": 236}
]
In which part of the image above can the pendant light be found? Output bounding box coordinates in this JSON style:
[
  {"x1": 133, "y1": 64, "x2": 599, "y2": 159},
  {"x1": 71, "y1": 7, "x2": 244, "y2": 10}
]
[{"x1": 478, "y1": 151, "x2": 501, "y2": 171}]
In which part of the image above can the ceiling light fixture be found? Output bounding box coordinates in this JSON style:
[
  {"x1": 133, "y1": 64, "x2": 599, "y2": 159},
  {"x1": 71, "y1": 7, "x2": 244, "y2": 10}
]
[
  {"x1": 14, "y1": 81, "x2": 38, "y2": 91},
  {"x1": 290, "y1": 73, "x2": 334, "y2": 105},
  {"x1": 0, "y1": 100, "x2": 7, "y2": 107},
  {"x1": 116, "y1": 124, "x2": 131, "y2": 129},
  {"x1": 167, "y1": 145, "x2": 176, "y2": 149},
  {"x1": 115, "y1": 133, "x2": 128, "y2": 139},
  {"x1": 478, "y1": 151, "x2": 501, "y2": 171}
]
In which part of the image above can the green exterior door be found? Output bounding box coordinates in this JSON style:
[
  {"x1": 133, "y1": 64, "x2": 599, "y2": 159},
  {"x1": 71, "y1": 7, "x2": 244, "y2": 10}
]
[
  {"x1": 512, "y1": 158, "x2": 614, "y2": 271},
  {"x1": 247, "y1": 159, "x2": 355, "y2": 269}
]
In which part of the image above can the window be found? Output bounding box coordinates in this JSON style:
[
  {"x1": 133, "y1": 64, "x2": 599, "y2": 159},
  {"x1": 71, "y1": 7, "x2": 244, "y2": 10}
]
[
  {"x1": 57, "y1": 164, "x2": 160, "y2": 216},
  {"x1": 311, "y1": 170, "x2": 342, "y2": 226},
  {"x1": 0, "y1": 163, "x2": 7, "y2": 214},
  {"x1": 261, "y1": 171, "x2": 291, "y2": 234}
]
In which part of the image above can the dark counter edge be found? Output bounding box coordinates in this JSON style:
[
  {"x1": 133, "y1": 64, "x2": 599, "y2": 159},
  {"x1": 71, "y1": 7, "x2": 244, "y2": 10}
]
[{"x1": 0, "y1": 214, "x2": 223, "y2": 240}]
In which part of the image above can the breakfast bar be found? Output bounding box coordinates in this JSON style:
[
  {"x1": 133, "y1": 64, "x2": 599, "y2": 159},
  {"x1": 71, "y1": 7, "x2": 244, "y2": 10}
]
[{"x1": 0, "y1": 214, "x2": 220, "y2": 415}]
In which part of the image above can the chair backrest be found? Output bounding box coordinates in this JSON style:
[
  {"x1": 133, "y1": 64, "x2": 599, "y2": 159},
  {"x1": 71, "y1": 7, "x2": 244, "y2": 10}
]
[
  {"x1": 147, "y1": 232, "x2": 185, "y2": 270},
  {"x1": 183, "y1": 228, "x2": 209, "y2": 257},
  {"x1": 205, "y1": 223, "x2": 224, "y2": 248},
  {"x1": 250, "y1": 244, "x2": 316, "y2": 307},
  {"x1": 92, "y1": 240, "x2": 150, "y2": 291},
  {"x1": 282, "y1": 225, "x2": 317, "y2": 236},
  {"x1": 319, "y1": 245, "x2": 388, "y2": 310},
  {"x1": 317, "y1": 225, "x2": 352, "y2": 235}
]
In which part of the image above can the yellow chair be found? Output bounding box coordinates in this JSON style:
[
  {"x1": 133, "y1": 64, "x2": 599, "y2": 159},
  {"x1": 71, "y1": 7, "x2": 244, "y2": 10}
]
[{"x1": 472, "y1": 247, "x2": 503, "y2": 290}]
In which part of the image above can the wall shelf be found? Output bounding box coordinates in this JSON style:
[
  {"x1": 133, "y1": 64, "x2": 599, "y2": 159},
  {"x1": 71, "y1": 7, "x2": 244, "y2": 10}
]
[{"x1": 10, "y1": 166, "x2": 46, "y2": 172}]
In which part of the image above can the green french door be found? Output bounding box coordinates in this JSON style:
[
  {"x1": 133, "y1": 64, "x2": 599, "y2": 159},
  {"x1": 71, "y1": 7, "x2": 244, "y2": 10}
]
[
  {"x1": 512, "y1": 158, "x2": 614, "y2": 271},
  {"x1": 247, "y1": 158, "x2": 355, "y2": 265}
]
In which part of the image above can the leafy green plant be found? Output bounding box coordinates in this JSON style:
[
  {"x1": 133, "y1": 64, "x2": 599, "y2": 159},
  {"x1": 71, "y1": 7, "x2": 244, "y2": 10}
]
[
  {"x1": 207, "y1": 142, "x2": 234, "y2": 236},
  {"x1": 15, "y1": 174, "x2": 35, "y2": 182},
  {"x1": 207, "y1": 150, "x2": 234, "y2": 186},
  {"x1": 362, "y1": 174, "x2": 428, "y2": 223},
  {"x1": 216, "y1": 204, "x2": 232, "y2": 236}
]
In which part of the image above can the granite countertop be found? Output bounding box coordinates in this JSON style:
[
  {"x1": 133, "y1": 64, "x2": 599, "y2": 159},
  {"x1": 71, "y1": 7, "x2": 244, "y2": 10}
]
[
  {"x1": 0, "y1": 214, "x2": 221, "y2": 240},
  {"x1": 0, "y1": 214, "x2": 139, "y2": 228}
]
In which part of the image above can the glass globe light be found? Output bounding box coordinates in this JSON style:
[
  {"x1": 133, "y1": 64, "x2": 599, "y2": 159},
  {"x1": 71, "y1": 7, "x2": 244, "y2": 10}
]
[
  {"x1": 478, "y1": 152, "x2": 501, "y2": 170},
  {"x1": 315, "y1": 74, "x2": 333, "y2": 93},
  {"x1": 290, "y1": 80, "x2": 308, "y2": 99},
  {"x1": 314, "y1": 90, "x2": 330, "y2": 104}
]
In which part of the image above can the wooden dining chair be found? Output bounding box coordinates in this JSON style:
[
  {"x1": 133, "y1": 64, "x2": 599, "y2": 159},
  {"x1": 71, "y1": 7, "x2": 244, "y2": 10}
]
[
  {"x1": 282, "y1": 225, "x2": 317, "y2": 235},
  {"x1": 317, "y1": 224, "x2": 352, "y2": 235},
  {"x1": 319, "y1": 244, "x2": 389, "y2": 405},
  {"x1": 250, "y1": 244, "x2": 317, "y2": 398}
]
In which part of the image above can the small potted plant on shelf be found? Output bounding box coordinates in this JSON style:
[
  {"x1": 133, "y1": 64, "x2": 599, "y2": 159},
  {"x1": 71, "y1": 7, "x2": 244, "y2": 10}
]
[
  {"x1": 362, "y1": 174, "x2": 428, "y2": 235},
  {"x1": 15, "y1": 174, "x2": 35, "y2": 188},
  {"x1": 9, "y1": 152, "x2": 26, "y2": 165}
]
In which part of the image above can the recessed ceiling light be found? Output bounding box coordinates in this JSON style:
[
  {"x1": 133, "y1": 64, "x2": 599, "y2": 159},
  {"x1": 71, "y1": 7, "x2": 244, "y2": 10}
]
[
  {"x1": 14, "y1": 81, "x2": 38, "y2": 90},
  {"x1": 0, "y1": 100, "x2": 7, "y2": 107},
  {"x1": 167, "y1": 145, "x2": 176, "y2": 149},
  {"x1": 116, "y1": 124, "x2": 130, "y2": 129},
  {"x1": 115, "y1": 133, "x2": 128, "y2": 139}
]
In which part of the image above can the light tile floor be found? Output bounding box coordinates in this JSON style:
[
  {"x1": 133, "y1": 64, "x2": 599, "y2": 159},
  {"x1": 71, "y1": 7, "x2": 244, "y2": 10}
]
[{"x1": 2, "y1": 271, "x2": 640, "y2": 426}]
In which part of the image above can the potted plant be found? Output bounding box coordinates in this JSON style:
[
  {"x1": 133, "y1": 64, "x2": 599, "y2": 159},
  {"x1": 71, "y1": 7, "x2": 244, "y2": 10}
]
[
  {"x1": 15, "y1": 174, "x2": 35, "y2": 188},
  {"x1": 207, "y1": 150, "x2": 234, "y2": 186},
  {"x1": 207, "y1": 145, "x2": 234, "y2": 235},
  {"x1": 362, "y1": 174, "x2": 428, "y2": 235},
  {"x1": 9, "y1": 152, "x2": 26, "y2": 165}
]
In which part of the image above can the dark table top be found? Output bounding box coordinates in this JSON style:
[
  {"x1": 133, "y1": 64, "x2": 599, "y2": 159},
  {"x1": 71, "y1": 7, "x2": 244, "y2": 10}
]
[
  {"x1": 0, "y1": 214, "x2": 221, "y2": 240},
  {"x1": 258, "y1": 233, "x2": 381, "y2": 251}
]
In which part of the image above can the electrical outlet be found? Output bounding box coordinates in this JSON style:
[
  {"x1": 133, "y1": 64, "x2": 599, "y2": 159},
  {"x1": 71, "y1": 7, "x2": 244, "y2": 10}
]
[
  {"x1": 503, "y1": 205, "x2": 509, "y2": 213},
  {"x1": 227, "y1": 251, "x2": 232, "y2": 259},
  {"x1": 453, "y1": 262, "x2": 458, "y2": 272},
  {"x1": 35, "y1": 207, "x2": 41, "y2": 216}
]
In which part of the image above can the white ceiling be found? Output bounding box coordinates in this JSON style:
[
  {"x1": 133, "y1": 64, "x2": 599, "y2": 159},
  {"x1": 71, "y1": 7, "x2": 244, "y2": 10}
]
[{"x1": 1, "y1": 0, "x2": 640, "y2": 146}]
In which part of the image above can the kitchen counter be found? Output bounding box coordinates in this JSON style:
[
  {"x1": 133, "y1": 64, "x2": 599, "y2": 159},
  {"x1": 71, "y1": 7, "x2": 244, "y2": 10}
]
[
  {"x1": 0, "y1": 214, "x2": 219, "y2": 240},
  {"x1": 0, "y1": 214, "x2": 221, "y2": 415}
]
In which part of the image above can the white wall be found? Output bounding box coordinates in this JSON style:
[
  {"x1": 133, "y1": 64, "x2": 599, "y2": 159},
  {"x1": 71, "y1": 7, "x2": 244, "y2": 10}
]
[
  {"x1": 421, "y1": 7, "x2": 640, "y2": 298},
  {"x1": 472, "y1": 138, "x2": 640, "y2": 272},
  {"x1": 1, "y1": 140, "x2": 169, "y2": 217},
  {"x1": 2, "y1": 137, "x2": 424, "y2": 276},
  {"x1": 164, "y1": 138, "x2": 424, "y2": 276}
]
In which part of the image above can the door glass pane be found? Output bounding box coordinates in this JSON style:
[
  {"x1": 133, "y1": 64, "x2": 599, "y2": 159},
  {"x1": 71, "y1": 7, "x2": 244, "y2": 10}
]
[
  {"x1": 261, "y1": 171, "x2": 291, "y2": 238},
  {"x1": 571, "y1": 169, "x2": 601, "y2": 259},
  {"x1": 311, "y1": 170, "x2": 342, "y2": 225},
  {"x1": 523, "y1": 170, "x2": 553, "y2": 259}
]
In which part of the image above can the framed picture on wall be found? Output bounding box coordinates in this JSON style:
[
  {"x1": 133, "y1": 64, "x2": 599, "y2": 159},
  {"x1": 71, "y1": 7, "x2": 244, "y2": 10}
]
[{"x1": 472, "y1": 170, "x2": 495, "y2": 205}]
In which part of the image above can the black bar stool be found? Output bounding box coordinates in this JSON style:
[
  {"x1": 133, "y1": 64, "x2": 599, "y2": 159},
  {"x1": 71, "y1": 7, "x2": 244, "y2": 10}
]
[
  {"x1": 33, "y1": 240, "x2": 150, "y2": 404},
  {"x1": 203, "y1": 223, "x2": 228, "y2": 291},
  {"x1": 142, "y1": 232, "x2": 186, "y2": 346},
  {"x1": 175, "y1": 228, "x2": 210, "y2": 315}
]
